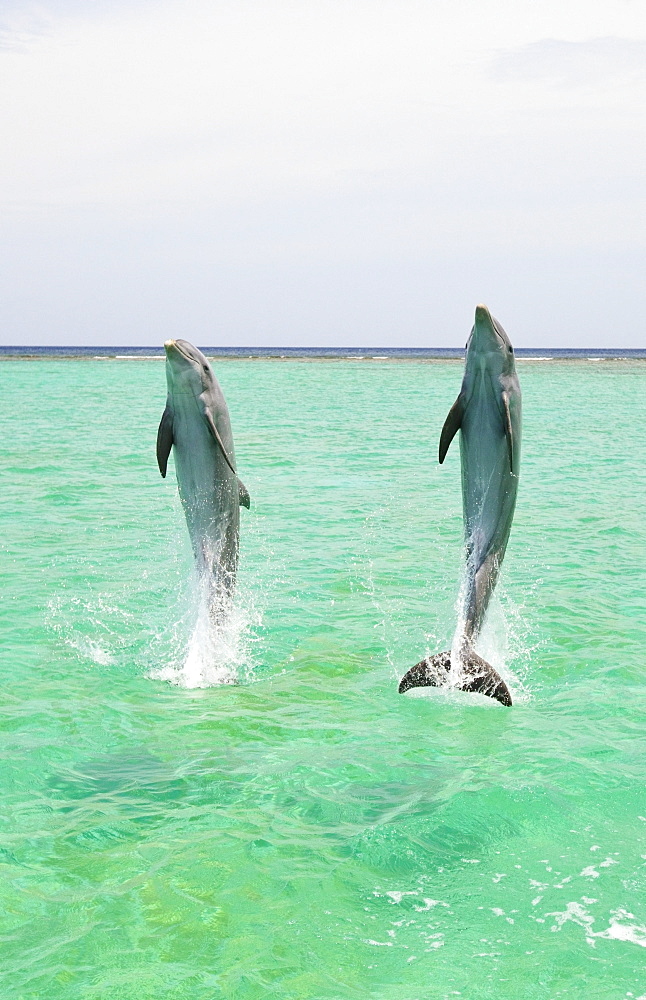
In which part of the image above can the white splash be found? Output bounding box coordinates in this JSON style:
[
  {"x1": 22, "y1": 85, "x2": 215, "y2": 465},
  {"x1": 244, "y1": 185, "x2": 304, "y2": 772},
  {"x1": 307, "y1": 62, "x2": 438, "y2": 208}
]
[
  {"x1": 66, "y1": 637, "x2": 115, "y2": 666},
  {"x1": 149, "y1": 568, "x2": 260, "y2": 689},
  {"x1": 46, "y1": 595, "x2": 132, "y2": 667},
  {"x1": 446, "y1": 553, "x2": 524, "y2": 700}
]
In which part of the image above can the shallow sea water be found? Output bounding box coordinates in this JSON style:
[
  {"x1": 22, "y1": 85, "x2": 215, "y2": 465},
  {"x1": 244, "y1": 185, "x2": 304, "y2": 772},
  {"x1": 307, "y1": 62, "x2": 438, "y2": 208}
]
[{"x1": 1, "y1": 357, "x2": 645, "y2": 999}]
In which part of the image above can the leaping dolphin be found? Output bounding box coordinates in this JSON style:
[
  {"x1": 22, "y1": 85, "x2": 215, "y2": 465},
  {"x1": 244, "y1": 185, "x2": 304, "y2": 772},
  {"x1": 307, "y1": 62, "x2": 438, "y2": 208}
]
[
  {"x1": 399, "y1": 305, "x2": 521, "y2": 706},
  {"x1": 157, "y1": 339, "x2": 250, "y2": 608}
]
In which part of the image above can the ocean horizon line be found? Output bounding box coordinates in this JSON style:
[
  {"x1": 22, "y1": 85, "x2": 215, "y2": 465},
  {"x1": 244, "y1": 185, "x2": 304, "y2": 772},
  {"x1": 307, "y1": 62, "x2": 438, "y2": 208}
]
[{"x1": 1, "y1": 344, "x2": 645, "y2": 360}]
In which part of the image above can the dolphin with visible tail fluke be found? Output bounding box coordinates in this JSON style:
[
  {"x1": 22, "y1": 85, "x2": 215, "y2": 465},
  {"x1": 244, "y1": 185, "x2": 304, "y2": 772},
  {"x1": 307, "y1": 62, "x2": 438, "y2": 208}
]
[
  {"x1": 399, "y1": 305, "x2": 521, "y2": 706},
  {"x1": 157, "y1": 339, "x2": 249, "y2": 608}
]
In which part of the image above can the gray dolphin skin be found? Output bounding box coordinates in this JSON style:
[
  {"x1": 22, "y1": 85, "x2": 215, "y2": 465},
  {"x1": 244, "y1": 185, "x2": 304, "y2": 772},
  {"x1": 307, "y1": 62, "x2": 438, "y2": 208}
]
[
  {"x1": 399, "y1": 305, "x2": 522, "y2": 706},
  {"x1": 156, "y1": 339, "x2": 250, "y2": 606}
]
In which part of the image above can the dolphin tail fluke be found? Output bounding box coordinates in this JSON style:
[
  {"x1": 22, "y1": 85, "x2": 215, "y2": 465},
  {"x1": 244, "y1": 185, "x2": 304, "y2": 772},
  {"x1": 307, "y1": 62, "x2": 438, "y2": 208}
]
[{"x1": 398, "y1": 649, "x2": 512, "y2": 707}]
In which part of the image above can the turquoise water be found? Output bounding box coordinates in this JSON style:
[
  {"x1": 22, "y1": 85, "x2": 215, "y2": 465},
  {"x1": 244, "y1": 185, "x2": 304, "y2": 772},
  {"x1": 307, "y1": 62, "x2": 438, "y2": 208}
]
[{"x1": 1, "y1": 357, "x2": 645, "y2": 999}]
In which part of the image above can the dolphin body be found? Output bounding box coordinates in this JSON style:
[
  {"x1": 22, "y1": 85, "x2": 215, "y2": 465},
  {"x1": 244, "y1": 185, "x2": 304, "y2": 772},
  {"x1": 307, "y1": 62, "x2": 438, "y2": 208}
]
[
  {"x1": 156, "y1": 339, "x2": 250, "y2": 607},
  {"x1": 399, "y1": 305, "x2": 521, "y2": 706}
]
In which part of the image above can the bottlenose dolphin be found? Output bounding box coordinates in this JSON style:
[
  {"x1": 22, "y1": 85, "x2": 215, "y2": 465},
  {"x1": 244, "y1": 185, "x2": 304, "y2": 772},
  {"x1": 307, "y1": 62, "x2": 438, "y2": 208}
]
[
  {"x1": 157, "y1": 339, "x2": 250, "y2": 607},
  {"x1": 399, "y1": 305, "x2": 521, "y2": 706}
]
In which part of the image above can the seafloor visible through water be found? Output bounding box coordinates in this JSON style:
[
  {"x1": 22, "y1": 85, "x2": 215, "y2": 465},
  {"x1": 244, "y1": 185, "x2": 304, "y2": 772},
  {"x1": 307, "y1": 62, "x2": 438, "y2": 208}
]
[{"x1": 1, "y1": 356, "x2": 645, "y2": 999}]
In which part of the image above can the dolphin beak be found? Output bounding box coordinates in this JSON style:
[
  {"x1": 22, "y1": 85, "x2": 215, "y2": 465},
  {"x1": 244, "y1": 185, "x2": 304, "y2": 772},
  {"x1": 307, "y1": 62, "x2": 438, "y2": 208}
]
[
  {"x1": 163, "y1": 339, "x2": 186, "y2": 373},
  {"x1": 471, "y1": 304, "x2": 499, "y2": 352},
  {"x1": 164, "y1": 339, "x2": 185, "y2": 362}
]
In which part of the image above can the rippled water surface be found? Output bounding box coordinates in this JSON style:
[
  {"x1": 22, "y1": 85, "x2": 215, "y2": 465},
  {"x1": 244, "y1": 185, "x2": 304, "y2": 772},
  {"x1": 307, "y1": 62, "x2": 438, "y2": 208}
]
[{"x1": 1, "y1": 357, "x2": 645, "y2": 999}]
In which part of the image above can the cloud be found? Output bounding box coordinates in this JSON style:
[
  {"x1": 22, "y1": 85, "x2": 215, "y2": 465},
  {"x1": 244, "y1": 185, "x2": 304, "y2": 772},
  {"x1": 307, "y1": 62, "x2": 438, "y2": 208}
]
[
  {"x1": 0, "y1": 9, "x2": 51, "y2": 52},
  {"x1": 491, "y1": 37, "x2": 646, "y2": 87}
]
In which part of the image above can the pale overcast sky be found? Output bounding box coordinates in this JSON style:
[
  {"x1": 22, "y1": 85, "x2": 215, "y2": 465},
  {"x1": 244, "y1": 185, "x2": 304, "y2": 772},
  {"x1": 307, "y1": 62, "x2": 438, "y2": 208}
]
[{"x1": 1, "y1": 1, "x2": 644, "y2": 346}]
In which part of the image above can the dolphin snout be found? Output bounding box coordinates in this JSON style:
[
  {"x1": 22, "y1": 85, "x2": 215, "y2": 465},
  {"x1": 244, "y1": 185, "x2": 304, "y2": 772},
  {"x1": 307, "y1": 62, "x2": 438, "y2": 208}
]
[
  {"x1": 164, "y1": 339, "x2": 188, "y2": 363},
  {"x1": 164, "y1": 339, "x2": 194, "y2": 362},
  {"x1": 471, "y1": 304, "x2": 500, "y2": 353},
  {"x1": 164, "y1": 338, "x2": 193, "y2": 376},
  {"x1": 474, "y1": 305, "x2": 496, "y2": 335}
]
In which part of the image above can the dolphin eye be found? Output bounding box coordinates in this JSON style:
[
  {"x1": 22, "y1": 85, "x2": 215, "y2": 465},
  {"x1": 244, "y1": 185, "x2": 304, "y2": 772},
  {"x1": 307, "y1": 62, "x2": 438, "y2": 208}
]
[
  {"x1": 203, "y1": 364, "x2": 209, "y2": 371},
  {"x1": 508, "y1": 346, "x2": 513, "y2": 353}
]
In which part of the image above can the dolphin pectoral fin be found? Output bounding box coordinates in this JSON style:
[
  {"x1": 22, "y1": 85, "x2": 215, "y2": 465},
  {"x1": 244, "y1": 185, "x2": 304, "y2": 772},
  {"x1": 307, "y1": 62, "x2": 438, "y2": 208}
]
[
  {"x1": 156, "y1": 405, "x2": 174, "y2": 478},
  {"x1": 398, "y1": 649, "x2": 512, "y2": 706},
  {"x1": 439, "y1": 396, "x2": 464, "y2": 463},
  {"x1": 203, "y1": 409, "x2": 249, "y2": 503},
  {"x1": 238, "y1": 478, "x2": 250, "y2": 508},
  {"x1": 203, "y1": 409, "x2": 238, "y2": 477},
  {"x1": 502, "y1": 391, "x2": 514, "y2": 474}
]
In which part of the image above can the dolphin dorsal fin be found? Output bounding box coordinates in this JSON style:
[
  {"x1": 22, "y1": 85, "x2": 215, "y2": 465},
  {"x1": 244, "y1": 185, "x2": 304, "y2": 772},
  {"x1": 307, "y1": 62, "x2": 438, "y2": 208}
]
[
  {"x1": 156, "y1": 405, "x2": 174, "y2": 477},
  {"x1": 439, "y1": 395, "x2": 464, "y2": 463},
  {"x1": 502, "y1": 392, "x2": 514, "y2": 473}
]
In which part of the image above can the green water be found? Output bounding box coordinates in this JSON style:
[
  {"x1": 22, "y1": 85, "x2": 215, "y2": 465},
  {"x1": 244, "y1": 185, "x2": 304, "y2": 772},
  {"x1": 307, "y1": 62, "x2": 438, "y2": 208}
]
[{"x1": 1, "y1": 357, "x2": 645, "y2": 999}]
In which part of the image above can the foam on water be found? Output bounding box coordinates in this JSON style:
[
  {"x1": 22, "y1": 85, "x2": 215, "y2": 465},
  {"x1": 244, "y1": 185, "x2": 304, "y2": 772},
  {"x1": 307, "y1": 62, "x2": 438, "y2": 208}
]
[{"x1": 547, "y1": 901, "x2": 646, "y2": 948}]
